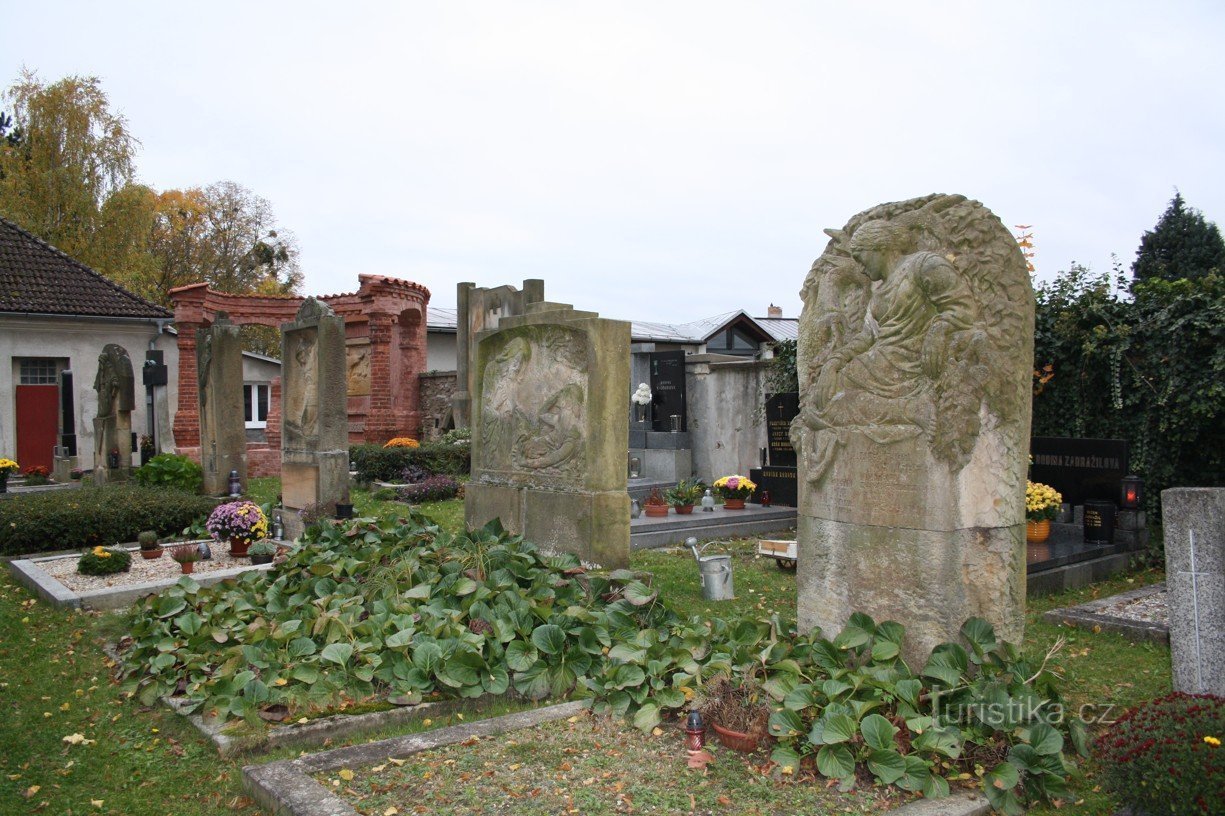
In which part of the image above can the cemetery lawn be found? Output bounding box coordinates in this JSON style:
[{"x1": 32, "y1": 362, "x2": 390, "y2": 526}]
[
  {"x1": 0, "y1": 482, "x2": 1172, "y2": 815},
  {"x1": 323, "y1": 711, "x2": 905, "y2": 816}
]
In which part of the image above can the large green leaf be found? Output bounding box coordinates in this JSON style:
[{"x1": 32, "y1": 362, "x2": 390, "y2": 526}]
[
  {"x1": 921, "y1": 644, "x2": 969, "y2": 687},
  {"x1": 288, "y1": 637, "x2": 317, "y2": 658},
  {"x1": 867, "y1": 749, "x2": 906, "y2": 785},
  {"x1": 860, "y1": 713, "x2": 898, "y2": 751},
  {"x1": 768, "y1": 708, "x2": 805, "y2": 738},
  {"x1": 385, "y1": 629, "x2": 413, "y2": 649},
  {"x1": 911, "y1": 725, "x2": 963, "y2": 759},
  {"x1": 632, "y1": 703, "x2": 661, "y2": 732},
  {"x1": 320, "y1": 642, "x2": 353, "y2": 666},
  {"x1": 770, "y1": 744, "x2": 802, "y2": 775},
  {"x1": 531, "y1": 624, "x2": 567, "y2": 656},
  {"x1": 895, "y1": 755, "x2": 932, "y2": 792},
  {"x1": 157, "y1": 595, "x2": 187, "y2": 619},
  {"x1": 1024, "y1": 722, "x2": 1064, "y2": 756},
  {"x1": 810, "y1": 712, "x2": 857, "y2": 745},
  {"x1": 504, "y1": 641, "x2": 538, "y2": 672},
  {"x1": 815, "y1": 744, "x2": 855, "y2": 779}
]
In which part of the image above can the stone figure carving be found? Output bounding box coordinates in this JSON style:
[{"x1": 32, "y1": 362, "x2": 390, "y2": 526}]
[
  {"x1": 94, "y1": 344, "x2": 135, "y2": 417},
  {"x1": 479, "y1": 327, "x2": 587, "y2": 480},
  {"x1": 284, "y1": 332, "x2": 319, "y2": 443},
  {"x1": 346, "y1": 345, "x2": 371, "y2": 396},
  {"x1": 792, "y1": 194, "x2": 1028, "y2": 485}
]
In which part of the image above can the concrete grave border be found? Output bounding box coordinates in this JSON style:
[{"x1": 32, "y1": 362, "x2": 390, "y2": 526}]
[
  {"x1": 165, "y1": 693, "x2": 495, "y2": 758},
  {"x1": 1042, "y1": 582, "x2": 1169, "y2": 644},
  {"x1": 8, "y1": 545, "x2": 273, "y2": 611},
  {"x1": 241, "y1": 701, "x2": 989, "y2": 816}
]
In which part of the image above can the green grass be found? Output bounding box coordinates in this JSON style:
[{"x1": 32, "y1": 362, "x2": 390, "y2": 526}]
[
  {"x1": 0, "y1": 487, "x2": 1173, "y2": 814},
  {"x1": 326, "y1": 712, "x2": 905, "y2": 816}
]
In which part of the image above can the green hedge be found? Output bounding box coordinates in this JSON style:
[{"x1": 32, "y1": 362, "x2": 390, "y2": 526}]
[
  {"x1": 0, "y1": 485, "x2": 219, "y2": 557},
  {"x1": 350, "y1": 442, "x2": 471, "y2": 482}
]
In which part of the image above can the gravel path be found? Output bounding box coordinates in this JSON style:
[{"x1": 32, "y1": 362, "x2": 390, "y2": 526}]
[{"x1": 39, "y1": 542, "x2": 267, "y2": 592}]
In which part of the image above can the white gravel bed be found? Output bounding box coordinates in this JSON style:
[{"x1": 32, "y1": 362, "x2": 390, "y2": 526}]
[
  {"x1": 1102, "y1": 588, "x2": 1169, "y2": 626},
  {"x1": 39, "y1": 542, "x2": 267, "y2": 592}
]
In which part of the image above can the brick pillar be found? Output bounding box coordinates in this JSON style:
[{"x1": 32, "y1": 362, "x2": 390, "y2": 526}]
[
  {"x1": 265, "y1": 376, "x2": 282, "y2": 450},
  {"x1": 172, "y1": 322, "x2": 201, "y2": 447},
  {"x1": 364, "y1": 313, "x2": 397, "y2": 443}
]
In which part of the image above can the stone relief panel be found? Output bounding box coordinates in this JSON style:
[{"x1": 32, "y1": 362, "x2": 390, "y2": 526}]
[
  {"x1": 283, "y1": 329, "x2": 319, "y2": 447},
  {"x1": 346, "y1": 343, "x2": 371, "y2": 397},
  {"x1": 478, "y1": 326, "x2": 589, "y2": 483},
  {"x1": 792, "y1": 194, "x2": 1033, "y2": 528}
]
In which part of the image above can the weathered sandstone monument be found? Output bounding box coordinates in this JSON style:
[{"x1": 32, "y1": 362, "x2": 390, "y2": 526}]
[
  {"x1": 465, "y1": 301, "x2": 630, "y2": 568},
  {"x1": 792, "y1": 194, "x2": 1034, "y2": 664}
]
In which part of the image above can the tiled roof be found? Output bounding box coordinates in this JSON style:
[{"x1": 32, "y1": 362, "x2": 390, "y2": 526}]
[{"x1": 0, "y1": 217, "x2": 173, "y2": 319}]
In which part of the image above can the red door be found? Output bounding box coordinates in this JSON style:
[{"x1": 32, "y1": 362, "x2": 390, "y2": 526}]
[{"x1": 16, "y1": 385, "x2": 59, "y2": 472}]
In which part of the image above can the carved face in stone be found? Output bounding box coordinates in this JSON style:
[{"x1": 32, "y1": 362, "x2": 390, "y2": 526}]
[{"x1": 848, "y1": 221, "x2": 899, "y2": 281}]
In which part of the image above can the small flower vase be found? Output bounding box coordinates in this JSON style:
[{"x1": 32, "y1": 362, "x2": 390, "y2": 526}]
[
  {"x1": 1026, "y1": 519, "x2": 1051, "y2": 544},
  {"x1": 722, "y1": 498, "x2": 746, "y2": 510}
]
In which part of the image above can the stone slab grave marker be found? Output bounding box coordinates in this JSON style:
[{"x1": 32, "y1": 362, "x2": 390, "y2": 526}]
[
  {"x1": 1162, "y1": 488, "x2": 1224, "y2": 696},
  {"x1": 465, "y1": 301, "x2": 631, "y2": 568},
  {"x1": 92, "y1": 344, "x2": 135, "y2": 483},
  {"x1": 196, "y1": 314, "x2": 247, "y2": 495},
  {"x1": 792, "y1": 194, "x2": 1033, "y2": 665},
  {"x1": 281, "y1": 298, "x2": 350, "y2": 540}
]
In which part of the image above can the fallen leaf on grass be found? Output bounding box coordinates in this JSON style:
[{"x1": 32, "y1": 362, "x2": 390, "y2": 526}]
[
  {"x1": 383, "y1": 808, "x2": 399, "y2": 815},
  {"x1": 91, "y1": 800, "x2": 104, "y2": 808},
  {"x1": 717, "y1": 794, "x2": 732, "y2": 805},
  {"x1": 339, "y1": 769, "x2": 355, "y2": 781},
  {"x1": 62, "y1": 733, "x2": 95, "y2": 746},
  {"x1": 24, "y1": 786, "x2": 40, "y2": 798}
]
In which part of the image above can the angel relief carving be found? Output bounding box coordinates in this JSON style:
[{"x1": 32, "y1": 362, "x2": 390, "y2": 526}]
[
  {"x1": 479, "y1": 328, "x2": 588, "y2": 480},
  {"x1": 792, "y1": 195, "x2": 1030, "y2": 486}
]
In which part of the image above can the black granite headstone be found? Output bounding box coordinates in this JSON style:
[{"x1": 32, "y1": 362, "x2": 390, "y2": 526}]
[
  {"x1": 1030, "y1": 437, "x2": 1128, "y2": 506},
  {"x1": 764, "y1": 392, "x2": 799, "y2": 467},
  {"x1": 750, "y1": 465, "x2": 798, "y2": 507},
  {"x1": 649, "y1": 351, "x2": 686, "y2": 432}
]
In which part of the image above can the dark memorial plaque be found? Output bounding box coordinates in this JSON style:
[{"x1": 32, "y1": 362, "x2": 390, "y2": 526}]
[
  {"x1": 751, "y1": 465, "x2": 798, "y2": 507},
  {"x1": 1030, "y1": 437, "x2": 1128, "y2": 506},
  {"x1": 649, "y1": 351, "x2": 686, "y2": 432},
  {"x1": 765, "y1": 392, "x2": 799, "y2": 467}
]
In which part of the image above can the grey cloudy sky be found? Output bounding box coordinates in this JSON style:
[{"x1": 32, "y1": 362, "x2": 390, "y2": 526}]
[{"x1": 4, "y1": 1, "x2": 1223, "y2": 323}]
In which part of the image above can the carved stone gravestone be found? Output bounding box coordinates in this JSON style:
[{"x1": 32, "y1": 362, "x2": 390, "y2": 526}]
[
  {"x1": 92, "y1": 344, "x2": 135, "y2": 483},
  {"x1": 1162, "y1": 488, "x2": 1224, "y2": 696},
  {"x1": 792, "y1": 194, "x2": 1033, "y2": 665},
  {"x1": 281, "y1": 298, "x2": 349, "y2": 540},
  {"x1": 197, "y1": 314, "x2": 247, "y2": 495},
  {"x1": 465, "y1": 301, "x2": 631, "y2": 567}
]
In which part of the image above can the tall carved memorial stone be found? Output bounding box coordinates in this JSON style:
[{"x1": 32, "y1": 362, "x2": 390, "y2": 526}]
[
  {"x1": 93, "y1": 344, "x2": 135, "y2": 483},
  {"x1": 197, "y1": 315, "x2": 247, "y2": 495},
  {"x1": 465, "y1": 302, "x2": 631, "y2": 568},
  {"x1": 792, "y1": 195, "x2": 1033, "y2": 664},
  {"x1": 281, "y1": 299, "x2": 349, "y2": 540}
]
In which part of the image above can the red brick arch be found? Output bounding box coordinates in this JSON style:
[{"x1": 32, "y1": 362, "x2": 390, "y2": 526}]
[{"x1": 170, "y1": 275, "x2": 430, "y2": 453}]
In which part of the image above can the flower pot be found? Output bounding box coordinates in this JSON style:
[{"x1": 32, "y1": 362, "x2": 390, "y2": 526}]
[
  {"x1": 711, "y1": 723, "x2": 759, "y2": 753},
  {"x1": 672, "y1": 504, "x2": 694, "y2": 515},
  {"x1": 1027, "y1": 541, "x2": 1051, "y2": 564},
  {"x1": 1026, "y1": 519, "x2": 1051, "y2": 544},
  {"x1": 249, "y1": 553, "x2": 274, "y2": 565},
  {"x1": 229, "y1": 538, "x2": 251, "y2": 558},
  {"x1": 140, "y1": 548, "x2": 164, "y2": 560},
  {"x1": 179, "y1": 561, "x2": 195, "y2": 574},
  {"x1": 722, "y1": 498, "x2": 746, "y2": 510},
  {"x1": 644, "y1": 504, "x2": 670, "y2": 517}
]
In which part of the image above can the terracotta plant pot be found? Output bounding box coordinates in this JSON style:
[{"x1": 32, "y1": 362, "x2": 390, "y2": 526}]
[
  {"x1": 179, "y1": 561, "x2": 195, "y2": 574},
  {"x1": 229, "y1": 538, "x2": 251, "y2": 558},
  {"x1": 722, "y1": 498, "x2": 746, "y2": 510},
  {"x1": 643, "y1": 504, "x2": 670, "y2": 517},
  {"x1": 1026, "y1": 519, "x2": 1051, "y2": 544},
  {"x1": 140, "y1": 548, "x2": 164, "y2": 560},
  {"x1": 711, "y1": 723, "x2": 759, "y2": 753},
  {"x1": 672, "y1": 504, "x2": 694, "y2": 515}
]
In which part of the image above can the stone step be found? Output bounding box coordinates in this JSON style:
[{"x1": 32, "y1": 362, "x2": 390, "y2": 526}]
[{"x1": 630, "y1": 504, "x2": 797, "y2": 550}]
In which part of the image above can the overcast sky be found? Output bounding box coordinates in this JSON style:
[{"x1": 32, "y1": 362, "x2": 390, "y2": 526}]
[{"x1": 4, "y1": 1, "x2": 1223, "y2": 323}]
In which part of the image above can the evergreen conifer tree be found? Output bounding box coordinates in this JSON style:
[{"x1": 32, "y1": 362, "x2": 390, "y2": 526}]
[{"x1": 1132, "y1": 192, "x2": 1225, "y2": 281}]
